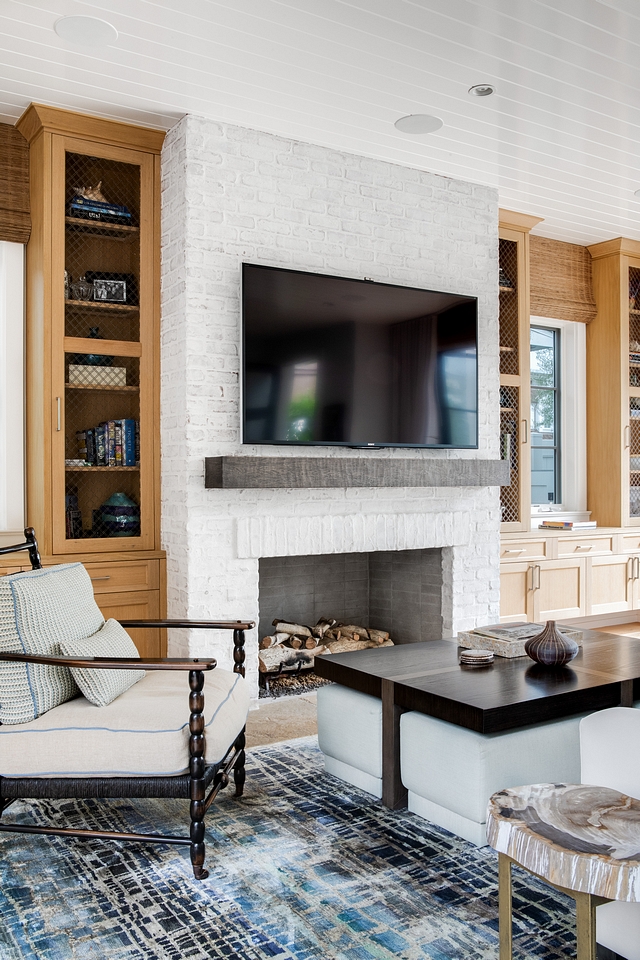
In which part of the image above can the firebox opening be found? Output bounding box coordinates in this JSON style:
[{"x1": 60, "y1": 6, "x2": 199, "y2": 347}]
[{"x1": 258, "y1": 548, "x2": 443, "y2": 647}]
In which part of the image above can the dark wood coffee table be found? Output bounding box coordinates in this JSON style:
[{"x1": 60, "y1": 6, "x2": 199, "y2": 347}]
[{"x1": 313, "y1": 630, "x2": 640, "y2": 809}]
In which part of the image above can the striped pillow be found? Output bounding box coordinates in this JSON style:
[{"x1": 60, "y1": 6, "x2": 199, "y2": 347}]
[
  {"x1": 0, "y1": 564, "x2": 105, "y2": 724},
  {"x1": 60, "y1": 619, "x2": 145, "y2": 706}
]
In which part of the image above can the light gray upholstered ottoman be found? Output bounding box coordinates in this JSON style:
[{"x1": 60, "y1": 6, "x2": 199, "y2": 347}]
[
  {"x1": 317, "y1": 682, "x2": 590, "y2": 845},
  {"x1": 317, "y1": 683, "x2": 383, "y2": 798},
  {"x1": 400, "y1": 709, "x2": 589, "y2": 846}
]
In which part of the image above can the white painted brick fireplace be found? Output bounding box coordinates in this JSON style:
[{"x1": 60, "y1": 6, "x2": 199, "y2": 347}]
[{"x1": 160, "y1": 115, "x2": 501, "y2": 697}]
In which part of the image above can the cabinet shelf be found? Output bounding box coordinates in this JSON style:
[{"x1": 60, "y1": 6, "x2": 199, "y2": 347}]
[
  {"x1": 65, "y1": 299, "x2": 139, "y2": 314},
  {"x1": 65, "y1": 383, "x2": 138, "y2": 392},
  {"x1": 65, "y1": 466, "x2": 139, "y2": 472},
  {"x1": 65, "y1": 216, "x2": 139, "y2": 240}
]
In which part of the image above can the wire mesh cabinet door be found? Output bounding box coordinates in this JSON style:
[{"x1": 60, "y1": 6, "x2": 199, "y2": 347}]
[
  {"x1": 499, "y1": 221, "x2": 532, "y2": 532},
  {"x1": 50, "y1": 135, "x2": 157, "y2": 553}
]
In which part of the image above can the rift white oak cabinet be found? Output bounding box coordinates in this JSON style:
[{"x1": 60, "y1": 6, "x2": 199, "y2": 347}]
[
  {"x1": 10, "y1": 104, "x2": 167, "y2": 657},
  {"x1": 500, "y1": 528, "x2": 640, "y2": 622}
]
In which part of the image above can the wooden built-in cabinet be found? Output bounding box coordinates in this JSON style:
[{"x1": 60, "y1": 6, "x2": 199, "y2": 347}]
[
  {"x1": 500, "y1": 529, "x2": 640, "y2": 623},
  {"x1": 587, "y1": 238, "x2": 640, "y2": 527},
  {"x1": 12, "y1": 104, "x2": 166, "y2": 656},
  {"x1": 498, "y1": 209, "x2": 542, "y2": 532}
]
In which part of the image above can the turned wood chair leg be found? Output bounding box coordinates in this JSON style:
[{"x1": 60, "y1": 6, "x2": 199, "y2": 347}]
[
  {"x1": 234, "y1": 728, "x2": 246, "y2": 797},
  {"x1": 498, "y1": 853, "x2": 513, "y2": 960},
  {"x1": 189, "y1": 669, "x2": 209, "y2": 880}
]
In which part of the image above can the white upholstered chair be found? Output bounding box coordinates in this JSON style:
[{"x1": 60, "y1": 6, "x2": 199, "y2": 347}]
[{"x1": 580, "y1": 707, "x2": 640, "y2": 960}]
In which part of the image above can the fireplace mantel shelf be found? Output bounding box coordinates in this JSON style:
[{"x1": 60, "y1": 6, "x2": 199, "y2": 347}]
[{"x1": 204, "y1": 456, "x2": 509, "y2": 489}]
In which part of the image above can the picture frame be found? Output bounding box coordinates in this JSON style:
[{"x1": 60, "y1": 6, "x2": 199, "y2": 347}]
[{"x1": 93, "y1": 278, "x2": 127, "y2": 303}]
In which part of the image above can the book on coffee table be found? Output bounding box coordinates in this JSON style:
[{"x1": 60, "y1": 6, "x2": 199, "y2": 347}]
[{"x1": 457, "y1": 622, "x2": 583, "y2": 658}]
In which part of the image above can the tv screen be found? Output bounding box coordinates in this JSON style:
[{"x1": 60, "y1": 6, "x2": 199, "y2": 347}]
[{"x1": 242, "y1": 264, "x2": 478, "y2": 448}]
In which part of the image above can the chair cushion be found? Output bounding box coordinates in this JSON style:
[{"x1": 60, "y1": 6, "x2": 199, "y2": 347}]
[
  {"x1": 0, "y1": 668, "x2": 249, "y2": 777},
  {"x1": 0, "y1": 564, "x2": 105, "y2": 725},
  {"x1": 59, "y1": 619, "x2": 145, "y2": 706}
]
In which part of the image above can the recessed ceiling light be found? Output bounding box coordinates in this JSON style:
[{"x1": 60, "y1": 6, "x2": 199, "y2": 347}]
[
  {"x1": 394, "y1": 114, "x2": 443, "y2": 135},
  {"x1": 54, "y1": 16, "x2": 118, "y2": 47},
  {"x1": 468, "y1": 84, "x2": 495, "y2": 97}
]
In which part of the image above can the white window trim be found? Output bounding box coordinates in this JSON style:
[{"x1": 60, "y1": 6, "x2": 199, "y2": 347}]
[
  {"x1": 530, "y1": 316, "x2": 588, "y2": 522},
  {"x1": 0, "y1": 241, "x2": 25, "y2": 543}
]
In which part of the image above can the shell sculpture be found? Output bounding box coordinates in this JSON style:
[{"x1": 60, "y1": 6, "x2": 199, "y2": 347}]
[{"x1": 524, "y1": 620, "x2": 579, "y2": 667}]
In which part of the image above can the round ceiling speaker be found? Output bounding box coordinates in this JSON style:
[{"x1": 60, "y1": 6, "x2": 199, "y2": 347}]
[
  {"x1": 394, "y1": 114, "x2": 444, "y2": 135},
  {"x1": 54, "y1": 16, "x2": 118, "y2": 46}
]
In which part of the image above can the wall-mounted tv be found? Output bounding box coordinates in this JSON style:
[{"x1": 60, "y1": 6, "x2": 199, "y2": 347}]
[{"x1": 242, "y1": 263, "x2": 478, "y2": 449}]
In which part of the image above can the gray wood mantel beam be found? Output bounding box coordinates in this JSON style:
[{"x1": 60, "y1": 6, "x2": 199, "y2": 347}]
[{"x1": 204, "y1": 456, "x2": 509, "y2": 489}]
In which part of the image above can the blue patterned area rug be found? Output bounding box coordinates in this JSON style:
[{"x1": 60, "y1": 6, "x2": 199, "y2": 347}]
[{"x1": 0, "y1": 737, "x2": 577, "y2": 960}]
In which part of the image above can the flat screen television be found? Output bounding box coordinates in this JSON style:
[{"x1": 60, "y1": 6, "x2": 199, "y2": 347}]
[{"x1": 242, "y1": 263, "x2": 478, "y2": 449}]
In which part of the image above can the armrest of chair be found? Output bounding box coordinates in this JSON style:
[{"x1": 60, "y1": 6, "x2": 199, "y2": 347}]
[
  {"x1": 118, "y1": 619, "x2": 254, "y2": 678},
  {"x1": 118, "y1": 620, "x2": 254, "y2": 630},
  {"x1": 0, "y1": 652, "x2": 216, "y2": 671}
]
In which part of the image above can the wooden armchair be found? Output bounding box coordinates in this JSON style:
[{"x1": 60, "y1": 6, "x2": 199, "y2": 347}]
[{"x1": 0, "y1": 529, "x2": 254, "y2": 880}]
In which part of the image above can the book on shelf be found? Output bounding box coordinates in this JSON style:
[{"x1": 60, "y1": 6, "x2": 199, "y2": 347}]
[
  {"x1": 68, "y1": 206, "x2": 133, "y2": 226},
  {"x1": 122, "y1": 419, "x2": 136, "y2": 466},
  {"x1": 538, "y1": 519, "x2": 597, "y2": 529},
  {"x1": 70, "y1": 195, "x2": 132, "y2": 216},
  {"x1": 75, "y1": 420, "x2": 137, "y2": 467}
]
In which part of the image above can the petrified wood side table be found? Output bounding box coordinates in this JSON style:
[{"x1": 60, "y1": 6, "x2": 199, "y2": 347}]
[{"x1": 487, "y1": 783, "x2": 640, "y2": 960}]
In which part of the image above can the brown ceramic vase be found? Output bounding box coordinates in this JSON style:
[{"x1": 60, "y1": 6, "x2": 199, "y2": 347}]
[{"x1": 524, "y1": 620, "x2": 579, "y2": 667}]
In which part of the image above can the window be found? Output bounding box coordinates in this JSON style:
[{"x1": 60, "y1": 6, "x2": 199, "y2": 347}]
[
  {"x1": 530, "y1": 326, "x2": 559, "y2": 504},
  {"x1": 530, "y1": 317, "x2": 586, "y2": 520},
  {"x1": 0, "y1": 241, "x2": 25, "y2": 543}
]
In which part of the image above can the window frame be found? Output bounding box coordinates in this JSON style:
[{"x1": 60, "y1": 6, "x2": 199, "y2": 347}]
[
  {"x1": 0, "y1": 241, "x2": 25, "y2": 543},
  {"x1": 529, "y1": 316, "x2": 587, "y2": 521}
]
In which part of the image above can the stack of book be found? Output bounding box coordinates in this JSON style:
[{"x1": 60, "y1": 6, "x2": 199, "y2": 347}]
[
  {"x1": 458, "y1": 622, "x2": 583, "y2": 658},
  {"x1": 68, "y1": 194, "x2": 133, "y2": 226},
  {"x1": 76, "y1": 419, "x2": 139, "y2": 467},
  {"x1": 538, "y1": 519, "x2": 597, "y2": 529}
]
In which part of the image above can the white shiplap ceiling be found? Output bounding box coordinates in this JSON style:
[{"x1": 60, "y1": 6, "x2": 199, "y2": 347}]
[{"x1": 2, "y1": 0, "x2": 640, "y2": 244}]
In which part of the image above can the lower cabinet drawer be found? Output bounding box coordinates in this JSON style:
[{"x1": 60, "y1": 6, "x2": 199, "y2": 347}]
[
  {"x1": 621, "y1": 535, "x2": 640, "y2": 553},
  {"x1": 557, "y1": 537, "x2": 613, "y2": 557},
  {"x1": 84, "y1": 560, "x2": 159, "y2": 594},
  {"x1": 500, "y1": 540, "x2": 547, "y2": 561},
  {"x1": 95, "y1": 589, "x2": 165, "y2": 659}
]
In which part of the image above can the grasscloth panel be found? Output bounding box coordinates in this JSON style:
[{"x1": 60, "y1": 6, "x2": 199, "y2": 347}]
[
  {"x1": 530, "y1": 235, "x2": 596, "y2": 323},
  {"x1": 0, "y1": 122, "x2": 29, "y2": 243}
]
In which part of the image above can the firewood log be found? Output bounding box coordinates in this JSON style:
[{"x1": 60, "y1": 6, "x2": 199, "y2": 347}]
[
  {"x1": 340, "y1": 625, "x2": 369, "y2": 640},
  {"x1": 285, "y1": 636, "x2": 303, "y2": 649},
  {"x1": 258, "y1": 645, "x2": 315, "y2": 673},
  {"x1": 369, "y1": 628, "x2": 390, "y2": 643},
  {"x1": 272, "y1": 620, "x2": 312, "y2": 638},
  {"x1": 312, "y1": 618, "x2": 336, "y2": 639},
  {"x1": 324, "y1": 638, "x2": 372, "y2": 654},
  {"x1": 259, "y1": 632, "x2": 290, "y2": 649}
]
